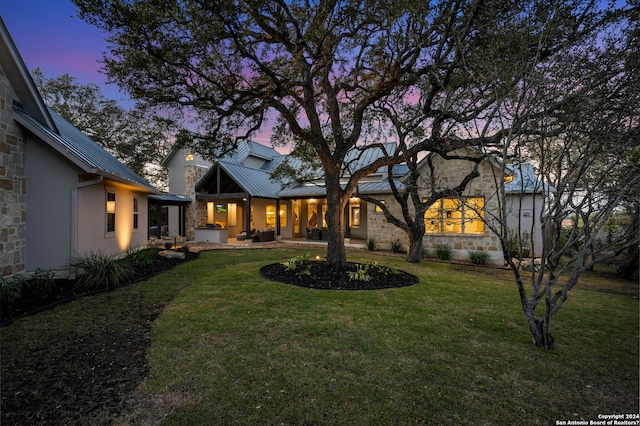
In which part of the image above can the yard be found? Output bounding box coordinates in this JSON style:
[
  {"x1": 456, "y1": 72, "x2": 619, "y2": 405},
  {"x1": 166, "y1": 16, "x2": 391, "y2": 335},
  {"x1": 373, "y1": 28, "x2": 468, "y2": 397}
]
[{"x1": 1, "y1": 247, "x2": 638, "y2": 425}]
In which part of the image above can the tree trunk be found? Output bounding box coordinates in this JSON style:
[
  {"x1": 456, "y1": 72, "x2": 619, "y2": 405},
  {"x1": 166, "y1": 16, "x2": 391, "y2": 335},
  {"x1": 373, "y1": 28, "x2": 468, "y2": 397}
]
[
  {"x1": 526, "y1": 315, "x2": 554, "y2": 350},
  {"x1": 618, "y1": 245, "x2": 639, "y2": 279},
  {"x1": 532, "y1": 319, "x2": 555, "y2": 349},
  {"x1": 324, "y1": 169, "x2": 347, "y2": 268},
  {"x1": 406, "y1": 226, "x2": 424, "y2": 263}
]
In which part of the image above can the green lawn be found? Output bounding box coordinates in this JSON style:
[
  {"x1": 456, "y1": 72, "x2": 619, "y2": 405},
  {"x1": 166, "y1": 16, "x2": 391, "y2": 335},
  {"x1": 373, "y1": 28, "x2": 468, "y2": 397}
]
[
  {"x1": 1, "y1": 247, "x2": 637, "y2": 425},
  {"x1": 142, "y1": 248, "x2": 638, "y2": 425}
]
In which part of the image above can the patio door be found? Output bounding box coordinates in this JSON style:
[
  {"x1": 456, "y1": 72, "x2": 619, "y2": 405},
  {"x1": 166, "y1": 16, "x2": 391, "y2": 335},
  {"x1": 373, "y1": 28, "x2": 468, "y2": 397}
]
[{"x1": 293, "y1": 201, "x2": 300, "y2": 235}]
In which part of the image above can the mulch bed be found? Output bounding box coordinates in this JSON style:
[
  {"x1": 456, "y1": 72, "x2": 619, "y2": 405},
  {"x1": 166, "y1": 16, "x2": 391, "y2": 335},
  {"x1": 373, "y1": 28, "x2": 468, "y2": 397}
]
[
  {"x1": 1, "y1": 250, "x2": 199, "y2": 426},
  {"x1": 260, "y1": 261, "x2": 419, "y2": 290},
  {"x1": 1, "y1": 252, "x2": 199, "y2": 325}
]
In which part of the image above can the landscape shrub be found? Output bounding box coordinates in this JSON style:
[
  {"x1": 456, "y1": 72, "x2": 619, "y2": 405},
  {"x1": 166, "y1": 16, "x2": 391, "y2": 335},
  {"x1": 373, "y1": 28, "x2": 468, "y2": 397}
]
[
  {"x1": 506, "y1": 229, "x2": 531, "y2": 259},
  {"x1": 125, "y1": 247, "x2": 154, "y2": 268},
  {"x1": 347, "y1": 264, "x2": 372, "y2": 282},
  {"x1": 29, "y1": 268, "x2": 57, "y2": 291},
  {"x1": 390, "y1": 239, "x2": 403, "y2": 253},
  {"x1": 0, "y1": 275, "x2": 24, "y2": 303},
  {"x1": 74, "y1": 250, "x2": 132, "y2": 290},
  {"x1": 366, "y1": 237, "x2": 377, "y2": 251},
  {"x1": 468, "y1": 249, "x2": 490, "y2": 265},
  {"x1": 281, "y1": 254, "x2": 311, "y2": 276},
  {"x1": 434, "y1": 243, "x2": 453, "y2": 260}
]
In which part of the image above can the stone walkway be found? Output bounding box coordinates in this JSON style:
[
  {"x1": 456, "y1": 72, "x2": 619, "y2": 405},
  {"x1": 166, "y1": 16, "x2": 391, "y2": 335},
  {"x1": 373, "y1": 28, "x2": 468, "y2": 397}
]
[{"x1": 183, "y1": 238, "x2": 367, "y2": 253}]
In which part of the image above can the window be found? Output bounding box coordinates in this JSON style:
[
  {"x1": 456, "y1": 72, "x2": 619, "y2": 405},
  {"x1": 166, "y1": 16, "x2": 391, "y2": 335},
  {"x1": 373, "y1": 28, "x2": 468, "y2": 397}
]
[
  {"x1": 308, "y1": 204, "x2": 318, "y2": 227},
  {"x1": 266, "y1": 205, "x2": 276, "y2": 228},
  {"x1": 279, "y1": 205, "x2": 287, "y2": 227},
  {"x1": 106, "y1": 192, "x2": 116, "y2": 233},
  {"x1": 133, "y1": 197, "x2": 139, "y2": 229},
  {"x1": 228, "y1": 203, "x2": 237, "y2": 227},
  {"x1": 351, "y1": 206, "x2": 361, "y2": 227},
  {"x1": 375, "y1": 201, "x2": 385, "y2": 213},
  {"x1": 207, "y1": 202, "x2": 214, "y2": 224},
  {"x1": 185, "y1": 153, "x2": 194, "y2": 161},
  {"x1": 424, "y1": 197, "x2": 484, "y2": 234}
]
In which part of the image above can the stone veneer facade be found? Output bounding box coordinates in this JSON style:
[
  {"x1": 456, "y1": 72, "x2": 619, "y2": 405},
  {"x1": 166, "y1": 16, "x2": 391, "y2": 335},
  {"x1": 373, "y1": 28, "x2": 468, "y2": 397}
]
[
  {"x1": 184, "y1": 164, "x2": 208, "y2": 241},
  {"x1": 0, "y1": 65, "x2": 27, "y2": 276},
  {"x1": 367, "y1": 153, "x2": 504, "y2": 264}
]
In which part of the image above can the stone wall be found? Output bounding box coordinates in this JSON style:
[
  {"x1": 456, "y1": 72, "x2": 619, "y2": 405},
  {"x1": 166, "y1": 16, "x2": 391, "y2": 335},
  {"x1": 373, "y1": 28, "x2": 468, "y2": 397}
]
[
  {"x1": 0, "y1": 65, "x2": 27, "y2": 276},
  {"x1": 184, "y1": 164, "x2": 208, "y2": 240},
  {"x1": 366, "y1": 153, "x2": 505, "y2": 264}
]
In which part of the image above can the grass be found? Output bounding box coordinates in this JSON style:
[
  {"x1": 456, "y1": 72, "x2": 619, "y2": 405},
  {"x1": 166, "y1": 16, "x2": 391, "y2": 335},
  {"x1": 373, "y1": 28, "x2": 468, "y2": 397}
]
[
  {"x1": 3, "y1": 248, "x2": 638, "y2": 425},
  {"x1": 147, "y1": 249, "x2": 637, "y2": 425}
]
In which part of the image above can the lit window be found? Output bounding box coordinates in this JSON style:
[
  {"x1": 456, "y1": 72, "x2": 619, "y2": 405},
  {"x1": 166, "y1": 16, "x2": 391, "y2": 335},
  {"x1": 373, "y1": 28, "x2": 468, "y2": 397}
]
[
  {"x1": 463, "y1": 197, "x2": 484, "y2": 234},
  {"x1": 106, "y1": 192, "x2": 116, "y2": 233},
  {"x1": 279, "y1": 206, "x2": 287, "y2": 227},
  {"x1": 424, "y1": 202, "x2": 440, "y2": 233},
  {"x1": 228, "y1": 203, "x2": 237, "y2": 227},
  {"x1": 266, "y1": 205, "x2": 276, "y2": 228},
  {"x1": 207, "y1": 202, "x2": 214, "y2": 224},
  {"x1": 424, "y1": 197, "x2": 485, "y2": 234},
  {"x1": 375, "y1": 201, "x2": 385, "y2": 213},
  {"x1": 351, "y1": 206, "x2": 361, "y2": 228},
  {"x1": 133, "y1": 197, "x2": 139, "y2": 229},
  {"x1": 185, "y1": 153, "x2": 194, "y2": 161}
]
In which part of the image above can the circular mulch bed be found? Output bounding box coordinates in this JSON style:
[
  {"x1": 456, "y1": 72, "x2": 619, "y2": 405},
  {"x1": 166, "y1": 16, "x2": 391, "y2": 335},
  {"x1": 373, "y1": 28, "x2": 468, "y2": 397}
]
[{"x1": 259, "y1": 261, "x2": 419, "y2": 290}]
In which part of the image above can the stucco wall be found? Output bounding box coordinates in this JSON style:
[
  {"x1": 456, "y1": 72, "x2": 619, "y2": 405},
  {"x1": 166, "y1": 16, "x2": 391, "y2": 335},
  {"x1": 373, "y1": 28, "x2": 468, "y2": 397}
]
[
  {"x1": 25, "y1": 137, "x2": 77, "y2": 272},
  {"x1": 0, "y1": 64, "x2": 26, "y2": 276},
  {"x1": 77, "y1": 182, "x2": 149, "y2": 255},
  {"x1": 505, "y1": 193, "x2": 545, "y2": 256}
]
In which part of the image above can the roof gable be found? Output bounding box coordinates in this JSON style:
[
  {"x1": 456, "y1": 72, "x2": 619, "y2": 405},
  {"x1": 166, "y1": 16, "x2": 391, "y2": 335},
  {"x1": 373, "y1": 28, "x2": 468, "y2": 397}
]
[
  {"x1": 14, "y1": 103, "x2": 157, "y2": 192},
  {"x1": 0, "y1": 17, "x2": 56, "y2": 131},
  {"x1": 196, "y1": 159, "x2": 282, "y2": 198},
  {"x1": 505, "y1": 163, "x2": 555, "y2": 194}
]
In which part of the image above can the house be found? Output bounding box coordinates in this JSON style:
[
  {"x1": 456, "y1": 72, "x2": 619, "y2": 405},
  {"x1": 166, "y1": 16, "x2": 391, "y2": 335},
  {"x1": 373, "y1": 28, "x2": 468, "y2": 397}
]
[
  {"x1": 162, "y1": 142, "x2": 548, "y2": 264},
  {"x1": 160, "y1": 141, "x2": 407, "y2": 243},
  {"x1": 366, "y1": 150, "x2": 550, "y2": 263},
  {"x1": 0, "y1": 18, "x2": 158, "y2": 277}
]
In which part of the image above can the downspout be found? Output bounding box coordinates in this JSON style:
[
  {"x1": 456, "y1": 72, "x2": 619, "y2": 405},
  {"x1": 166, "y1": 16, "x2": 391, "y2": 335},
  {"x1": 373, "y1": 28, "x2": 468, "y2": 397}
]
[{"x1": 71, "y1": 175, "x2": 103, "y2": 277}]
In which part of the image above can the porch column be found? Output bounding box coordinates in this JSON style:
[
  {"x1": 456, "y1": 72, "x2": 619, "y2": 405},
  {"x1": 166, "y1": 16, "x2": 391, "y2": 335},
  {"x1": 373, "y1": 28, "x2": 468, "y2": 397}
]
[
  {"x1": 244, "y1": 196, "x2": 252, "y2": 233},
  {"x1": 156, "y1": 205, "x2": 162, "y2": 238},
  {"x1": 276, "y1": 199, "x2": 281, "y2": 236},
  {"x1": 344, "y1": 203, "x2": 350, "y2": 238}
]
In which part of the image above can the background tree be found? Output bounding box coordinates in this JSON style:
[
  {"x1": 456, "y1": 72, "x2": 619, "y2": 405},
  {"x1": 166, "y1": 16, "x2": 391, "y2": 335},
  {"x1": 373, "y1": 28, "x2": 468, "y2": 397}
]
[
  {"x1": 73, "y1": 0, "x2": 619, "y2": 267},
  {"x1": 479, "y1": 6, "x2": 639, "y2": 349},
  {"x1": 32, "y1": 68, "x2": 173, "y2": 188}
]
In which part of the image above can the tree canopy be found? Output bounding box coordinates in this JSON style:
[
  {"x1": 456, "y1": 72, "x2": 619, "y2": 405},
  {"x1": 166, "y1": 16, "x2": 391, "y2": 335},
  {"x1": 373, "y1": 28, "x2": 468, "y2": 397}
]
[
  {"x1": 73, "y1": 0, "x2": 624, "y2": 266},
  {"x1": 33, "y1": 69, "x2": 173, "y2": 187}
]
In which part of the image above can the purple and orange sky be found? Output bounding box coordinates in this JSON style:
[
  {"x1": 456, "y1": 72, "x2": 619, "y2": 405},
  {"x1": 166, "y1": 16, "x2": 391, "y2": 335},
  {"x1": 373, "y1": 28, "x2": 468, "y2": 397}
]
[
  {"x1": 1, "y1": 1, "x2": 421, "y2": 151},
  {"x1": 1, "y1": 0, "x2": 129, "y2": 103},
  {"x1": 1, "y1": 1, "x2": 279, "y2": 144}
]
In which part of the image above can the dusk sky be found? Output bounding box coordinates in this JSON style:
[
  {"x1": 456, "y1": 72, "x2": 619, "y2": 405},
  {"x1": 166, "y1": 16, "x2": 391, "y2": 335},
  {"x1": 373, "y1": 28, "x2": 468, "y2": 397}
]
[
  {"x1": 1, "y1": 0, "x2": 281, "y2": 144},
  {"x1": 1, "y1": 0, "x2": 129, "y2": 102}
]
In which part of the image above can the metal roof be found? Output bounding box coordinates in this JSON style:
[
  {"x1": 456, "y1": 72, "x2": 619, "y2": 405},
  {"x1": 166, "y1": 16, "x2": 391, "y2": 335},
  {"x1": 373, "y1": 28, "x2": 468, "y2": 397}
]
[
  {"x1": 276, "y1": 178, "x2": 405, "y2": 198},
  {"x1": 216, "y1": 160, "x2": 283, "y2": 198},
  {"x1": 505, "y1": 163, "x2": 555, "y2": 194},
  {"x1": 149, "y1": 194, "x2": 192, "y2": 204},
  {"x1": 14, "y1": 104, "x2": 157, "y2": 192}
]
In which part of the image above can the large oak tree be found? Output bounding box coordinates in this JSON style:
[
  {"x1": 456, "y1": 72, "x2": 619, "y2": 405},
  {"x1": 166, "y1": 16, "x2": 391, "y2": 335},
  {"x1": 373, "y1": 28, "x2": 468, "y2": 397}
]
[{"x1": 73, "y1": 0, "x2": 618, "y2": 267}]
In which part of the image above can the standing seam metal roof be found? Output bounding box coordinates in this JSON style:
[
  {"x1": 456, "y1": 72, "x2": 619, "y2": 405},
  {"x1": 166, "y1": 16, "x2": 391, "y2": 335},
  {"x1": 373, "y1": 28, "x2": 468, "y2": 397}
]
[{"x1": 14, "y1": 103, "x2": 157, "y2": 192}]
